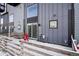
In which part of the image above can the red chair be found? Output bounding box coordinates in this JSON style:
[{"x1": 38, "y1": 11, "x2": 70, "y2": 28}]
[
  {"x1": 23, "y1": 33, "x2": 29, "y2": 41},
  {"x1": 20, "y1": 33, "x2": 29, "y2": 44}
]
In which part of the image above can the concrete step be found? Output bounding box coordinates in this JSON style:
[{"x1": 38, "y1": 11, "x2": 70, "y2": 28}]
[
  {"x1": 10, "y1": 39, "x2": 67, "y2": 56},
  {"x1": 6, "y1": 46, "x2": 21, "y2": 55},
  {"x1": 1, "y1": 35, "x2": 79, "y2": 56},
  {"x1": 0, "y1": 39, "x2": 70, "y2": 55},
  {"x1": 26, "y1": 40, "x2": 79, "y2": 56},
  {"x1": 7, "y1": 41, "x2": 49, "y2": 56},
  {"x1": 7, "y1": 42, "x2": 44, "y2": 56},
  {"x1": 0, "y1": 40, "x2": 45, "y2": 56},
  {"x1": 23, "y1": 48, "x2": 45, "y2": 56},
  {"x1": 0, "y1": 44, "x2": 17, "y2": 56},
  {"x1": 2, "y1": 40, "x2": 67, "y2": 56},
  {"x1": 7, "y1": 41, "x2": 42, "y2": 56},
  {"x1": 23, "y1": 43, "x2": 67, "y2": 56}
]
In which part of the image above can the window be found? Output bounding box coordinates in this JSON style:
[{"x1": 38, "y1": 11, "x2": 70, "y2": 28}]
[
  {"x1": 49, "y1": 20, "x2": 58, "y2": 29},
  {"x1": 27, "y1": 4, "x2": 38, "y2": 18},
  {"x1": 9, "y1": 14, "x2": 14, "y2": 22},
  {"x1": 1, "y1": 18, "x2": 3, "y2": 24}
]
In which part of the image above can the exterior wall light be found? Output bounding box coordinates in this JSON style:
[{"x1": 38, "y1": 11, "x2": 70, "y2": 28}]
[
  {"x1": 49, "y1": 20, "x2": 58, "y2": 29},
  {"x1": 18, "y1": 24, "x2": 21, "y2": 30}
]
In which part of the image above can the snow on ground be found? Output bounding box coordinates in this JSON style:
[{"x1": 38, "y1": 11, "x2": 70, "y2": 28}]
[
  {"x1": 0, "y1": 48, "x2": 12, "y2": 56},
  {"x1": 0, "y1": 35, "x2": 79, "y2": 56}
]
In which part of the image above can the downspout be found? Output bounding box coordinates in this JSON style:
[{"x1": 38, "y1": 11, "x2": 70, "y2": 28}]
[
  {"x1": 71, "y1": 3, "x2": 75, "y2": 38},
  {"x1": 23, "y1": 4, "x2": 26, "y2": 35}
]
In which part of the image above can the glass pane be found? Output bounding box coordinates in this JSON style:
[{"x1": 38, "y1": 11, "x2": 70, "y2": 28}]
[
  {"x1": 28, "y1": 25, "x2": 31, "y2": 37},
  {"x1": 32, "y1": 25, "x2": 37, "y2": 38},
  {"x1": 27, "y1": 4, "x2": 37, "y2": 18}
]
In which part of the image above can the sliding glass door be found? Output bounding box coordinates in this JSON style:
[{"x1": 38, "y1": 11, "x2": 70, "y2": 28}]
[{"x1": 27, "y1": 23, "x2": 38, "y2": 39}]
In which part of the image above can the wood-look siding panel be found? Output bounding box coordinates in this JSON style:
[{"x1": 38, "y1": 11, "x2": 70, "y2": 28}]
[
  {"x1": 57, "y1": 4, "x2": 63, "y2": 45},
  {"x1": 42, "y1": 4, "x2": 47, "y2": 42},
  {"x1": 38, "y1": 3, "x2": 70, "y2": 45},
  {"x1": 38, "y1": 4, "x2": 45, "y2": 42},
  {"x1": 62, "y1": 4, "x2": 68, "y2": 45},
  {"x1": 45, "y1": 4, "x2": 50, "y2": 43},
  {"x1": 53, "y1": 4, "x2": 58, "y2": 44},
  {"x1": 47, "y1": 4, "x2": 54, "y2": 43},
  {"x1": 38, "y1": 4, "x2": 42, "y2": 35},
  {"x1": 74, "y1": 4, "x2": 79, "y2": 43}
]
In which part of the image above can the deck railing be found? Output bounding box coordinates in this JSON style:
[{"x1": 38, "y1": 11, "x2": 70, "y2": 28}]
[{"x1": 71, "y1": 35, "x2": 78, "y2": 52}]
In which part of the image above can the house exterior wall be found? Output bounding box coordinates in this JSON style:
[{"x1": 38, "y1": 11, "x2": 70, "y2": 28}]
[
  {"x1": 74, "y1": 4, "x2": 79, "y2": 43},
  {"x1": 0, "y1": 3, "x2": 74, "y2": 46},
  {"x1": 38, "y1": 3, "x2": 72, "y2": 46},
  {"x1": 7, "y1": 4, "x2": 24, "y2": 36},
  {"x1": 24, "y1": 3, "x2": 72, "y2": 46}
]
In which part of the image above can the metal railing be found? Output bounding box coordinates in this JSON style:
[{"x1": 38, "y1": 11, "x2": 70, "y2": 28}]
[{"x1": 71, "y1": 35, "x2": 78, "y2": 52}]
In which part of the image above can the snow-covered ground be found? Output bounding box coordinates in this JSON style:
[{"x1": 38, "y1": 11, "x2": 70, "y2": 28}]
[
  {"x1": 0, "y1": 48, "x2": 12, "y2": 56},
  {"x1": 0, "y1": 35, "x2": 79, "y2": 56}
]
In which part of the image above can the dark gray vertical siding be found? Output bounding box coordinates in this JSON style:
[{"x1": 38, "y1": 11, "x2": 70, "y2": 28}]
[
  {"x1": 38, "y1": 3, "x2": 71, "y2": 45},
  {"x1": 38, "y1": 4, "x2": 45, "y2": 42},
  {"x1": 57, "y1": 4, "x2": 63, "y2": 45},
  {"x1": 62, "y1": 4, "x2": 68, "y2": 45},
  {"x1": 53, "y1": 4, "x2": 58, "y2": 44},
  {"x1": 43, "y1": 4, "x2": 46, "y2": 42},
  {"x1": 42, "y1": 4, "x2": 45, "y2": 36},
  {"x1": 41, "y1": 4, "x2": 46, "y2": 42},
  {"x1": 48, "y1": 4, "x2": 54, "y2": 43},
  {"x1": 45, "y1": 4, "x2": 50, "y2": 42},
  {"x1": 47, "y1": 4, "x2": 52, "y2": 43},
  {"x1": 38, "y1": 4, "x2": 42, "y2": 35},
  {"x1": 74, "y1": 4, "x2": 79, "y2": 43}
]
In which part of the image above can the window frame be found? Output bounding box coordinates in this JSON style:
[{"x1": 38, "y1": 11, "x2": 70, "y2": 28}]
[{"x1": 49, "y1": 20, "x2": 58, "y2": 29}]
